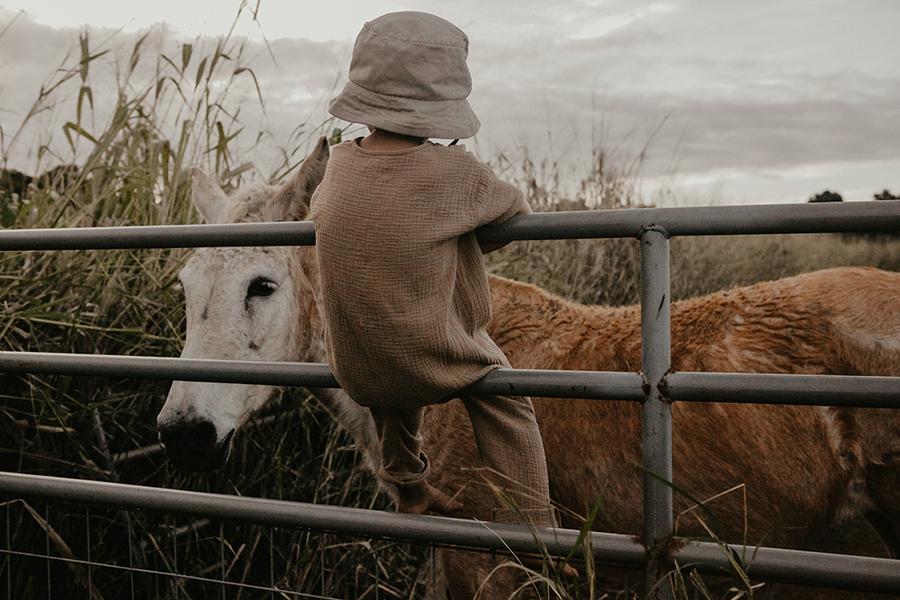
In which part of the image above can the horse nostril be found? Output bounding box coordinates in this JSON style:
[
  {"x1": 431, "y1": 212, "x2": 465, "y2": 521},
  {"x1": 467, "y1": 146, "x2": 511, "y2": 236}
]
[
  {"x1": 160, "y1": 419, "x2": 219, "y2": 454},
  {"x1": 194, "y1": 420, "x2": 217, "y2": 449}
]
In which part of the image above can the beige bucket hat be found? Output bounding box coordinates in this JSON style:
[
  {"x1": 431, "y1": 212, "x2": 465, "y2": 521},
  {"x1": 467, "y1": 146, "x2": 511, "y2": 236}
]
[{"x1": 328, "y1": 11, "x2": 480, "y2": 140}]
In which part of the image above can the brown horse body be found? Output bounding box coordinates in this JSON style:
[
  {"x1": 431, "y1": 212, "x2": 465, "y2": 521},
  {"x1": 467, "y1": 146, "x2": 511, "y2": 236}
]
[{"x1": 410, "y1": 267, "x2": 899, "y2": 596}]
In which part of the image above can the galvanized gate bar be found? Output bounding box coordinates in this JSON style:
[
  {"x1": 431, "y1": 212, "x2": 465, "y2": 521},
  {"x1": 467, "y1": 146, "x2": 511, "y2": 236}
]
[
  {"x1": 0, "y1": 351, "x2": 646, "y2": 401},
  {"x1": 0, "y1": 472, "x2": 646, "y2": 565},
  {"x1": 2, "y1": 351, "x2": 897, "y2": 407},
  {"x1": 0, "y1": 201, "x2": 897, "y2": 251},
  {"x1": 0, "y1": 221, "x2": 317, "y2": 250},
  {"x1": 466, "y1": 366, "x2": 645, "y2": 400},
  {"x1": 478, "y1": 200, "x2": 900, "y2": 241},
  {"x1": 2, "y1": 472, "x2": 898, "y2": 593},
  {"x1": 640, "y1": 228, "x2": 674, "y2": 597},
  {"x1": 0, "y1": 351, "x2": 338, "y2": 386},
  {"x1": 664, "y1": 372, "x2": 900, "y2": 408},
  {"x1": 678, "y1": 540, "x2": 900, "y2": 594}
]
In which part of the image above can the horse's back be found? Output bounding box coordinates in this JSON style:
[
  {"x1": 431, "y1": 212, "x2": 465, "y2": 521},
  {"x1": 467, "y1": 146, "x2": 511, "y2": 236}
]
[
  {"x1": 428, "y1": 267, "x2": 897, "y2": 597},
  {"x1": 488, "y1": 267, "x2": 899, "y2": 540}
]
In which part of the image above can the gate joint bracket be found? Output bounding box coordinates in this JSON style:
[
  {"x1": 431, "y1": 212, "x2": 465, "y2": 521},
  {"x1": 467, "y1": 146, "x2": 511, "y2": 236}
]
[
  {"x1": 637, "y1": 224, "x2": 671, "y2": 240},
  {"x1": 657, "y1": 370, "x2": 675, "y2": 405}
]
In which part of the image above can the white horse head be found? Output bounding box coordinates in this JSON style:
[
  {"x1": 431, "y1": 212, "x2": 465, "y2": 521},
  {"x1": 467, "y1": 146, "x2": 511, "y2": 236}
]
[{"x1": 156, "y1": 138, "x2": 330, "y2": 471}]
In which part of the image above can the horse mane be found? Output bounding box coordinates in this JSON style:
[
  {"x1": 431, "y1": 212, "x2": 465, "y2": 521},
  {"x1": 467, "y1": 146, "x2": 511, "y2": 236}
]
[
  {"x1": 223, "y1": 137, "x2": 328, "y2": 225},
  {"x1": 221, "y1": 183, "x2": 286, "y2": 224}
]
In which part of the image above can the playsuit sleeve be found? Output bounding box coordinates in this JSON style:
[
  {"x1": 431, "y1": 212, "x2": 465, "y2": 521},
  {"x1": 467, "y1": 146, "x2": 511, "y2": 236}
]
[{"x1": 473, "y1": 166, "x2": 532, "y2": 227}]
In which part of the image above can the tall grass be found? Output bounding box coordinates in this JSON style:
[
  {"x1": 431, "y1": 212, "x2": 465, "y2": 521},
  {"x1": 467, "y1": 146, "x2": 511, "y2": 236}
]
[
  {"x1": 486, "y1": 157, "x2": 900, "y2": 306},
  {"x1": 0, "y1": 12, "x2": 418, "y2": 599},
  {"x1": 0, "y1": 10, "x2": 897, "y2": 600}
]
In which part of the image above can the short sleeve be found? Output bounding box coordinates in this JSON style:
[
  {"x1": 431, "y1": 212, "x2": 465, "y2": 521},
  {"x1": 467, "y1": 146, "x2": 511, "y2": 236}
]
[{"x1": 473, "y1": 166, "x2": 531, "y2": 227}]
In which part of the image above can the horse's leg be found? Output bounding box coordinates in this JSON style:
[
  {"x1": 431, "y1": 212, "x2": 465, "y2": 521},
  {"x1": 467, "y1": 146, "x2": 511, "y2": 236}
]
[
  {"x1": 438, "y1": 548, "x2": 521, "y2": 600},
  {"x1": 865, "y1": 458, "x2": 900, "y2": 558},
  {"x1": 419, "y1": 401, "x2": 525, "y2": 598}
]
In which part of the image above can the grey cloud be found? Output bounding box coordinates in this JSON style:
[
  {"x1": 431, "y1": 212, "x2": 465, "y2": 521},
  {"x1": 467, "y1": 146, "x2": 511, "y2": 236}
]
[
  {"x1": 469, "y1": 0, "x2": 900, "y2": 183},
  {"x1": 2, "y1": 2, "x2": 898, "y2": 203},
  {"x1": 475, "y1": 69, "x2": 900, "y2": 180},
  {"x1": 0, "y1": 10, "x2": 346, "y2": 172}
]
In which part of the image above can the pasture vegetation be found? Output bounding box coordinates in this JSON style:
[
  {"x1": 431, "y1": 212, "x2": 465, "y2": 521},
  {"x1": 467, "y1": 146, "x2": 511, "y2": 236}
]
[{"x1": 1, "y1": 12, "x2": 898, "y2": 600}]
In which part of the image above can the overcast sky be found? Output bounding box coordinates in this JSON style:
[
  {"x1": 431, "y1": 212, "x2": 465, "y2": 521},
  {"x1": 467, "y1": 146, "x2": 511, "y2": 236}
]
[{"x1": 1, "y1": 0, "x2": 898, "y2": 205}]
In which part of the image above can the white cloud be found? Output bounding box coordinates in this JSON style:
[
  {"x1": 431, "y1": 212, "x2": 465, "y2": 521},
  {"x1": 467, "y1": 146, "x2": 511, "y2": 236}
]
[{"x1": 0, "y1": 0, "x2": 394, "y2": 42}]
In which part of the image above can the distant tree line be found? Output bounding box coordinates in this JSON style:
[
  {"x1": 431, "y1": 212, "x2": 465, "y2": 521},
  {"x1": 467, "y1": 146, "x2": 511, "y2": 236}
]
[
  {"x1": 0, "y1": 165, "x2": 80, "y2": 227},
  {"x1": 808, "y1": 189, "x2": 900, "y2": 203},
  {"x1": 0, "y1": 165, "x2": 79, "y2": 199},
  {"x1": 807, "y1": 189, "x2": 899, "y2": 240},
  {"x1": 874, "y1": 189, "x2": 900, "y2": 201}
]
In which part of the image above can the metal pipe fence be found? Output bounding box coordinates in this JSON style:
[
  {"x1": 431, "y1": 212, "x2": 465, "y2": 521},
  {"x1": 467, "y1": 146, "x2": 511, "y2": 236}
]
[
  {"x1": 2, "y1": 353, "x2": 898, "y2": 407},
  {"x1": 3, "y1": 472, "x2": 899, "y2": 594},
  {"x1": 639, "y1": 228, "x2": 674, "y2": 594},
  {"x1": 0, "y1": 199, "x2": 896, "y2": 251},
  {"x1": 1, "y1": 200, "x2": 899, "y2": 599}
]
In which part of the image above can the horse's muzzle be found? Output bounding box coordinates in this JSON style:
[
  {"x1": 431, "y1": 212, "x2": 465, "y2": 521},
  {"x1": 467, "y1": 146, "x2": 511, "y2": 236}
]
[{"x1": 159, "y1": 419, "x2": 234, "y2": 472}]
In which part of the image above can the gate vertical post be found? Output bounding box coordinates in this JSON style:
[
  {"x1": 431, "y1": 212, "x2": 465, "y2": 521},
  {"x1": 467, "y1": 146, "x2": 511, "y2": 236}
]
[{"x1": 640, "y1": 227, "x2": 673, "y2": 598}]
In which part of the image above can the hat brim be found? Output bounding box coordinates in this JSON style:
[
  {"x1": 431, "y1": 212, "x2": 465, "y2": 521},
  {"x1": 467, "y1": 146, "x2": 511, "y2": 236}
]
[{"x1": 328, "y1": 80, "x2": 480, "y2": 140}]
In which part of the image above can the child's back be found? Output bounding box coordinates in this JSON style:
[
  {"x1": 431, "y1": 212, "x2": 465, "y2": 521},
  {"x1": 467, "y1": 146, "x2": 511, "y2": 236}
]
[{"x1": 312, "y1": 139, "x2": 527, "y2": 408}]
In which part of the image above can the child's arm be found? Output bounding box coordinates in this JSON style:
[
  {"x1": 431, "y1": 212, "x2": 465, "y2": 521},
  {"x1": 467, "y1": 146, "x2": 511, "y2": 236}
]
[
  {"x1": 478, "y1": 199, "x2": 530, "y2": 253},
  {"x1": 473, "y1": 167, "x2": 532, "y2": 254}
]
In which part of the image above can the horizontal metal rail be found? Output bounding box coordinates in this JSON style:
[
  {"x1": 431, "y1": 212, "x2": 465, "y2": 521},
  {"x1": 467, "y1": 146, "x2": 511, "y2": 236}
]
[
  {"x1": 1, "y1": 472, "x2": 897, "y2": 594},
  {"x1": 478, "y1": 200, "x2": 900, "y2": 241},
  {"x1": 0, "y1": 352, "x2": 646, "y2": 401},
  {"x1": 0, "y1": 201, "x2": 897, "y2": 251},
  {"x1": 677, "y1": 540, "x2": 900, "y2": 594},
  {"x1": 664, "y1": 372, "x2": 900, "y2": 408},
  {"x1": 2, "y1": 351, "x2": 897, "y2": 408},
  {"x1": 0, "y1": 472, "x2": 644, "y2": 565},
  {"x1": 0, "y1": 221, "x2": 316, "y2": 251}
]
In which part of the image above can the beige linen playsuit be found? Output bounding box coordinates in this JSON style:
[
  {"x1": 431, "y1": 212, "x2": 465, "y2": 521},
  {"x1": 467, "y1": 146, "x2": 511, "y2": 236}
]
[
  {"x1": 310, "y1": 139, "x2": 555, "y2": 525},
  {"x1": 311, "y1": 10, "x2": 556, "y2": 526}
]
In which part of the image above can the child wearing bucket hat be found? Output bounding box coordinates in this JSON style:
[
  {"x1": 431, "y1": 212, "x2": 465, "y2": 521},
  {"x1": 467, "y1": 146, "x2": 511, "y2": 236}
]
[{"x1": 311, "y1": 12, "x2": 558, "y2": 531}]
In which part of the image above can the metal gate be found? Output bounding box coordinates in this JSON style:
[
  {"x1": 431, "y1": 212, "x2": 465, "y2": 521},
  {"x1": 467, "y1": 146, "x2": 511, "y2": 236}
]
[{"x1": 1, "y1": 200, "x2": 899, "y2": 597}]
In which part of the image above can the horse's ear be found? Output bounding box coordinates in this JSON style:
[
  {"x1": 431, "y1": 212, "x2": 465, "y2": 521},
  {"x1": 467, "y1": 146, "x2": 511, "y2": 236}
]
[
  {"x1": 274, "y1": 136, "x2": 329, "y2": 221},
  {"x1": 190, "y1": 167, "x2": 229, "y2": 224}
]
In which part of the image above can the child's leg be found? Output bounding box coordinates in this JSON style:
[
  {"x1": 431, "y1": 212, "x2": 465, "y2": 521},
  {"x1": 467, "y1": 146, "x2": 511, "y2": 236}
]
[
  {"x1": 369, "y1": 407, "x2": 461, "y2": 515},
  {"x1": 460, "y1": 394, "x2": 557, "y2": 528},
  {"x1": 461, "y1": 395, "x2": 580, "y2": 576},
  {"x1": 370, "y1": 407, "x2": 428, "y2": 482}
]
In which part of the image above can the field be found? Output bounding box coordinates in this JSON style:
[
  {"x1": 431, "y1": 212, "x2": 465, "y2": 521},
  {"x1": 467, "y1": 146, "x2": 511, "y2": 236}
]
[{"x1": 1, "y1": 24, "x2": 898, "y2": 600}]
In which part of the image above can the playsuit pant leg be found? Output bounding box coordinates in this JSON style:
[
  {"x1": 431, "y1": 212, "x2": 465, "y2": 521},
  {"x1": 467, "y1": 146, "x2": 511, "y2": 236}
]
[
  {"x1": 369, "y1": 407, "x2": 429, "y2": 484},
  {"x1": 459, "y1": 393, "x2": 557, "y2": 528}
]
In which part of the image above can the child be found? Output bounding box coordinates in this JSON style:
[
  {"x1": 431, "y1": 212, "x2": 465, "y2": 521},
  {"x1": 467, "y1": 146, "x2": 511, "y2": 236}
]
[{"x1": 310, "y1": 11, "x2": 557, "y2": 530}]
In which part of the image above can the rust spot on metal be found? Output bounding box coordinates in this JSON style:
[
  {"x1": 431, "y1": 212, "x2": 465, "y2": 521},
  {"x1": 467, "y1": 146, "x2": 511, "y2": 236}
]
[
  {"x1": 641, "y1": 374, "x2": 652, "y2": 400},
  {"x1": 657, "y1": 370, "x2": 675, "y2": 404}
]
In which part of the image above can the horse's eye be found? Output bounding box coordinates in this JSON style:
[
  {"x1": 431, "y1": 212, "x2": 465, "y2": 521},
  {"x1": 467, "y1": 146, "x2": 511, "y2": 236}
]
[{"x1": 247, "y1": 277, "x2": 278, "y2": 299}]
